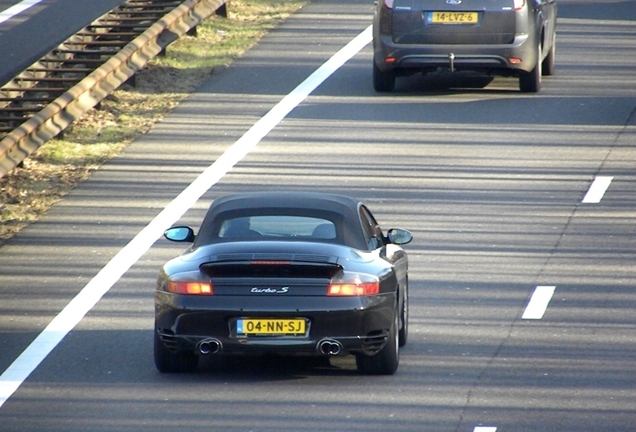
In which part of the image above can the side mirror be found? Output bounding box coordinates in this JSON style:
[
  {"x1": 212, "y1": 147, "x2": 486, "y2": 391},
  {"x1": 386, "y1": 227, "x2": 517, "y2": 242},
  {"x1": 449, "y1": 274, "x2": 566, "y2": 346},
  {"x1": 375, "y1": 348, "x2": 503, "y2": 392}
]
[
  {"x1": 164, "y1": 226, "x2": 195, "y2": 243},
  {"x1": 387, "y1": 228, "x2": 412, "y2": 245}
]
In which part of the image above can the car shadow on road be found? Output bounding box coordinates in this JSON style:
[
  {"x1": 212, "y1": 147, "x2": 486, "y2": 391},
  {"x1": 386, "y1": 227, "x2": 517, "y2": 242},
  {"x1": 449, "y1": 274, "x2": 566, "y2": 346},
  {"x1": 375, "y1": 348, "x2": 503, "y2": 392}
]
[
  {"x1": 394, "y1": 71, "x2": 499, "y2": 95},
  {"x1": 196, "y1": 353, "x2": 361, "y2": 380}
]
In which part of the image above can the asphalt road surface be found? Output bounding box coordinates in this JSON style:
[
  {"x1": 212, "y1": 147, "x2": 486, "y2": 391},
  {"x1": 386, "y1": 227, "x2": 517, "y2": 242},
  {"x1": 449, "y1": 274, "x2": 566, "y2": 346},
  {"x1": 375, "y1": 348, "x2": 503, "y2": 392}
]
[{"x1": 1, "y1": 0, "x2": 636, "y2": 431}]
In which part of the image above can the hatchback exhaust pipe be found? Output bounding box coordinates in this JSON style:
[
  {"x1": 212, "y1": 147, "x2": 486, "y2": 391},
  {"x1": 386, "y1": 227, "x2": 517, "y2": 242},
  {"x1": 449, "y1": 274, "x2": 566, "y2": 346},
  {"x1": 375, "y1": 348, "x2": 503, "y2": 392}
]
[
  {"x1": 318, "y1": 339, "x2": 343, "y2": 356},
  {"x1": 197, "y1": 338, "x2": 222, "y2": 355}
]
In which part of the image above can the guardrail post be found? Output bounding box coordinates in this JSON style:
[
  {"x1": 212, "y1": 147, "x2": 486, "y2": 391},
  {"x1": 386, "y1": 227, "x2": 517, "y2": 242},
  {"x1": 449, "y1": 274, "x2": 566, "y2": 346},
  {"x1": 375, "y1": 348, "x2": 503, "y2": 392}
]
[{"x1": 216, "y1": 2, "x2": 227, "y2": 18}]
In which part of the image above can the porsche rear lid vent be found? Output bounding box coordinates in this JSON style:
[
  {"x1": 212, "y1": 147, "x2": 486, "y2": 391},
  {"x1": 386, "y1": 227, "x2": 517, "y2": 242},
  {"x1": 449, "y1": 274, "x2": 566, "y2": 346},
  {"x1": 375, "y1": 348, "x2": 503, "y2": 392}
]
[
  {"x1": 200, "y1": 260, "x2": 342, "y2": 279},
  {"x1": 213, "y1": 253, "x2": 335, "y2": 263}
]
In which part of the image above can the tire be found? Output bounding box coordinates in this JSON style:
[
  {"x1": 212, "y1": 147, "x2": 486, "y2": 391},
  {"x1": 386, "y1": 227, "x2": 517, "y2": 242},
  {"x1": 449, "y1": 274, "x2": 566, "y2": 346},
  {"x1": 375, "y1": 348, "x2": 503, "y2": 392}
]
[
  {"x1": 373, "y1": 59, "x2": 395, "y2": 92},
  {"x1": 154, "y1": 331, "x2": 198, "y2": 373},
  {"x1": 398, "y1": 281, "x2": 409, "y2": 347},
  {"x1": 519, "y1": 44, "x2": 542, "y2": 93},
  {"x1": 356, "y1": 306, "x2": 399, "y2": 375},
  {"x1": 541, "y1": 34, "x2": 556, "y2": 76}
]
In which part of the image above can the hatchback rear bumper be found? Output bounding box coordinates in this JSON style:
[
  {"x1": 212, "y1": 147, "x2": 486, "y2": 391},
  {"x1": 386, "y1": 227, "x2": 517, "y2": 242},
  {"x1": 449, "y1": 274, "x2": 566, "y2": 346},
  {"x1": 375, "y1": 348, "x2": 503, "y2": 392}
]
[{"x1": 374, "y1": 33, "x2": 537, "y2": 75}]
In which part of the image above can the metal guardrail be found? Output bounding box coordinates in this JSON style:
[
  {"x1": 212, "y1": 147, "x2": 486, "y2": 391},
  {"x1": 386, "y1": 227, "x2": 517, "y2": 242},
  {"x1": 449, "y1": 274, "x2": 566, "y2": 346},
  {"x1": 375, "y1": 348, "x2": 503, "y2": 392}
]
[{"x1": 0, "y1": 0, "x2": 228, "y2": 178}]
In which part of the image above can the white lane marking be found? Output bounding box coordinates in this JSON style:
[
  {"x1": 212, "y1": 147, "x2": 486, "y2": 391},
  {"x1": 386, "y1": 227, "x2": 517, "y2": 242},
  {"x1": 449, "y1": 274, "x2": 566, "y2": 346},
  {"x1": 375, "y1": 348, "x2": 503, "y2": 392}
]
[
  {"x1": 474, "y1": 427, "x2": 497, "y2": 432},
  {"x1": 0, "y1": 25, "x2": 373, "y2": 409},
  {"x1": 0, "y1": 0, "x2": 43, "y2": 24},
  {"x1": 582, "y1": 176, "x2": 613, "y2": 204},
  {"x1": 522, "y1": 286, "x2": 556, "y2": 320}
]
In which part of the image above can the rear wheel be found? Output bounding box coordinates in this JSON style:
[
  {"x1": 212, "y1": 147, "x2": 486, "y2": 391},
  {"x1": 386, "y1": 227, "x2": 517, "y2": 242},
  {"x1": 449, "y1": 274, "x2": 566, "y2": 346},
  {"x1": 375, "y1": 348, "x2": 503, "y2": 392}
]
[
  {"x1": 356, "y1": 306, "x2": 399, "y2": 375},
  {"x1": 373, "y1": 59, "x2": 396, "y2": 92},
  {"x1": 519, "y1": 44, "x2": 542, "y2": 93},
  {"x1": 541, "y1": 35, "x2": 556, "y2": 76},
  {"x1": 398, "y1": 282, "x2": 409, "y2": 347},
  {"x1": 154, "y1": 331, "x2": 198, "y2": 373}
]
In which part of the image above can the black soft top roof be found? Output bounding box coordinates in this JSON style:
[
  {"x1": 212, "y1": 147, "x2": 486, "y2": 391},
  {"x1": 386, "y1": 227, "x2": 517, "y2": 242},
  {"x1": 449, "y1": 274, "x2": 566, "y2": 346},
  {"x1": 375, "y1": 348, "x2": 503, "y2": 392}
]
[
  {"x1": 194, "y1": 191, "x2": 368, "y2": 249},
  {"x1": 210, "y1": 191, "x2": 362, "y2": 214}
]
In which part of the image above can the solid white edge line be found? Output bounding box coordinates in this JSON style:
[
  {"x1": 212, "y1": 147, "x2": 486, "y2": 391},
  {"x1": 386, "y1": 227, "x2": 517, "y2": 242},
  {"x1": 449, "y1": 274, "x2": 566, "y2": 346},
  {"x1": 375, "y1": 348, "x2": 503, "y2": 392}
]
[
  {"x1": 0, "y1": 25, "x2": 373, "y2": 409},
  {"x1": 0, "y1": 0, "x2": 43, "y2": 24},
  {"x1": 582, "y1": 176, "x2": 613, "y2": 204},
  {"x1": 522, "y1": 286, "x2": 556, "y2": 320}
]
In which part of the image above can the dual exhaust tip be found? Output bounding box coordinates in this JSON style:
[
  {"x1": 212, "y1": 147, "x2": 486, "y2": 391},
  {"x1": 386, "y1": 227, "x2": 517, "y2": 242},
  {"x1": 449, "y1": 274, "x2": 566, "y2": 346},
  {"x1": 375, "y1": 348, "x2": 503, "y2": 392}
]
[
  {"x1": 197, "y1": 338, "x2": 222, "y2": 355},
  {"x1": 318, "y1": 339, "x2": 343, "y2": 356}
]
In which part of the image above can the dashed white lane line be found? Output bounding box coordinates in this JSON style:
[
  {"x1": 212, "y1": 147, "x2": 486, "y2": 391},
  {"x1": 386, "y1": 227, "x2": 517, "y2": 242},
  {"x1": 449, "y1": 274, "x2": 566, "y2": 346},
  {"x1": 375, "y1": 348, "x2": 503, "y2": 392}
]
[
  {"x1": 582, "y1": 176, "x2": 613, "y2": 203},
  {"x1": 522, "y1": 286, "x2": 556, "y2": 320},
  {"x1": 0, "y1": 25, "x2": 373, "y2": 410},
  {"x1": 474, "y1": 427, "x2": 497, "y2": 432},
  {"x1": 0, "y1": 0, "x2": 43, "y2": 24}
]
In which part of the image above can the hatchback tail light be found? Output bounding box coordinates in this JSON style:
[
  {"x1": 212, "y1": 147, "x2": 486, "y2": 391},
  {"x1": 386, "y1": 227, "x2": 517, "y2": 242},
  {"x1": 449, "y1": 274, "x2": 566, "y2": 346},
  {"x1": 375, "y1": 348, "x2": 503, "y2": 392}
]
[
  {"x1": 384, "y1": 0, "x2": 394, "y2": 8},
  {"x1": 327, "y1": 271, "x2": 380, "y2": 296},
  {"x1": 514, "y1": 0, "x2": 525, "y2": 10}
]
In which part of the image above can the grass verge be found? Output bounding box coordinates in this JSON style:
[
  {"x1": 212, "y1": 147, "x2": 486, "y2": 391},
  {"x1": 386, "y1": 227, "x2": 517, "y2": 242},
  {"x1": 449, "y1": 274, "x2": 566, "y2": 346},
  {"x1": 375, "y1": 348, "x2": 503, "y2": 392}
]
[{"x1": 0, "y1": 0, "x2": 305, "y2": 244}]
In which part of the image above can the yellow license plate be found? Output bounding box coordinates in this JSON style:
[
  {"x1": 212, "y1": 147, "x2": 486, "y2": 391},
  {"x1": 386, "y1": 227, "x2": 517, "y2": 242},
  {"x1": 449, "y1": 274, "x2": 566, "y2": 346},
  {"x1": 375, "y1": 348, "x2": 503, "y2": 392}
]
[
  {"x1": 237, "y1": 318, "x2": 306, "y2": 335},
  {"x1": 430, "y1": 12, "x2": 478, "y2": 24}
]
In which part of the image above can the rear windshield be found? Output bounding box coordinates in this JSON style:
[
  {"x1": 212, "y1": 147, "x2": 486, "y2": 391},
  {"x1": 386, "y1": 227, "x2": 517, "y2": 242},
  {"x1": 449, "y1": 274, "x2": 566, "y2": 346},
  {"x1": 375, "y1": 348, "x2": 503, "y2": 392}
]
[
  {"x1": 193, "y1": 207, "x2": 360, "y2": 248},
  {"x1": 219, "y1": 215, "x2": 336, "y2": 240}
]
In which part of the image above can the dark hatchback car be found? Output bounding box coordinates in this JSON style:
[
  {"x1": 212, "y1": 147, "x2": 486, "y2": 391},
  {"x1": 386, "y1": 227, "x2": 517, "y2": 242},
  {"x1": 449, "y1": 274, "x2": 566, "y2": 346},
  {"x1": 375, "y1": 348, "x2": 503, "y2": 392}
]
[
  {"x1": 373, "y1": 0, "x2": 557, "y2": 92},
  {"x1": 154, "y1": 192, "x2": 412, "y2": 375}
]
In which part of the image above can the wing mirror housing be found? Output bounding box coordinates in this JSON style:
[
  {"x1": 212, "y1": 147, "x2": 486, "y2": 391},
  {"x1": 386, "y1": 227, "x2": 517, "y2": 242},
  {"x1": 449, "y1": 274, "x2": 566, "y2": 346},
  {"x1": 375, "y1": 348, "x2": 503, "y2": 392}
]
[
  {"x1": 387, "y1": 228, "x2": 412, "y2": 245},
  {"x1": 164, "y1": 226, "x2": 195, "y2": 243}
]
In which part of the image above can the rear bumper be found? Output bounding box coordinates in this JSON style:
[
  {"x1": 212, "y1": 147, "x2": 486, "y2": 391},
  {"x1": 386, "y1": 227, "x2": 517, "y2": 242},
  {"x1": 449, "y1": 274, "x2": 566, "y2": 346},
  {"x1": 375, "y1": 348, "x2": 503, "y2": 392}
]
[
  {"x1": 374, "y1": 33, "x2": 537, "y2": 74},
  {"x1": 155, "y1": 292, "x2": 396, "y2": 356}
]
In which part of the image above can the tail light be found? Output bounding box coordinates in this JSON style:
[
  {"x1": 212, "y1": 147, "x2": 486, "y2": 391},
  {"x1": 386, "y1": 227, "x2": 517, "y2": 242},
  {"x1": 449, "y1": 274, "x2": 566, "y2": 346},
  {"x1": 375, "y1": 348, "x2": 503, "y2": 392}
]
[
  {"x1": 167, "y1": 281, "x2": 214, "y2": 295},
  {"x1": 514, "y1": 0, "x2": 525, "y2": 10},
  {"x1": 384, "y1": 0, "x2": 394, "y2": 8},
  {"x1": 327, "y1": 271, "x2": 380, "y2": 296}
]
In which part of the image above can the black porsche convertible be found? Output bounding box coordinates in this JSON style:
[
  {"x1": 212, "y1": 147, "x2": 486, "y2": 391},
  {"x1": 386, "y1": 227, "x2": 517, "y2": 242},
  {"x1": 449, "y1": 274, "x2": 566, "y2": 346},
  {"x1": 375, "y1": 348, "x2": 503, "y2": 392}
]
[{"x1": 154, "y1": 191, "x2": 412, "y2": 375}]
